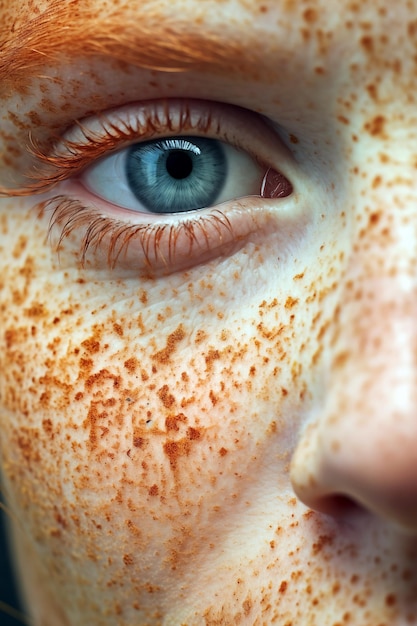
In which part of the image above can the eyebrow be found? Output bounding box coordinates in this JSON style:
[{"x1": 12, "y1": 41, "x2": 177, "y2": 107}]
[{"x1": 0, "y1": 1, "x2": 264, "y2": 90}]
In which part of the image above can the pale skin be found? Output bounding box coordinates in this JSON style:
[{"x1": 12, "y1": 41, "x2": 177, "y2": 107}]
[{"x1": 1, "y1": 0, "x2": 417, "y2": 624}]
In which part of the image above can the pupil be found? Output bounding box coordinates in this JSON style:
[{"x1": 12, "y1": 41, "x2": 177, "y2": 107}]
[{"x1": 166, "y1": 150, "x2": 193, "y2": 180}]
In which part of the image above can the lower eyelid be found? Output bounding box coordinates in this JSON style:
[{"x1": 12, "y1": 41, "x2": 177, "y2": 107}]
[{"x1": 39, "y1": 187, "x2": 299, "y2": 277}]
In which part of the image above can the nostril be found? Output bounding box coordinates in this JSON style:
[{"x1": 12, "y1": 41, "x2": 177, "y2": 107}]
[{"x1": 313, "y1": 494, "x2": 365, "y2": 519}]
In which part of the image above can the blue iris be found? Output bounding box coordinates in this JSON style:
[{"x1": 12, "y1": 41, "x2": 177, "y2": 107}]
[{"x1": 125, "y1": 136, "x2": 227, "y2": 213}]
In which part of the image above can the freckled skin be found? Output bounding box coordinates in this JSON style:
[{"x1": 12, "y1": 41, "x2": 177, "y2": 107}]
[{"x1": 2, "y1": 1, "x2": 417, "y2": 625}]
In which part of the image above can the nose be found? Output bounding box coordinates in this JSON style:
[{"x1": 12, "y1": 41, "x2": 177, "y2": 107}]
[{"x1": 291, "y1": 179, "x2": 417, "y2": 532}]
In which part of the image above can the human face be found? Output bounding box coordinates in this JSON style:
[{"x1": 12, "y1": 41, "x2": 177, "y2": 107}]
[{"x1": 1, "y1": 0, "x2": 417, "y2": 624}]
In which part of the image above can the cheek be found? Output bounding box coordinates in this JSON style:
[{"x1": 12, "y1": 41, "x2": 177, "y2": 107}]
[{"x1": 0, "y1": 198, "x2": 336, "y2": 613}]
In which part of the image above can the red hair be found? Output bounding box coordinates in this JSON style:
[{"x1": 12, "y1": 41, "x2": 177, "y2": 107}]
[{"x1": 0, "y1": 0, "x2": 262, "y2": 92}]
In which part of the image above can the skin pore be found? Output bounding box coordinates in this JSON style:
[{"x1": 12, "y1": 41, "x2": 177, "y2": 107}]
[{"x1": 1, "y1": 0, "x2": 417, "y2": 624}]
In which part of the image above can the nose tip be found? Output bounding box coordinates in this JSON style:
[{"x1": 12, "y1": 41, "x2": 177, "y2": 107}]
[{"x1": 290, "y1": 406, "x2": 417, "y2": 533}]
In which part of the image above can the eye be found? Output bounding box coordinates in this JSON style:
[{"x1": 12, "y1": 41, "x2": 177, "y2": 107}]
[
  {"x1": 31, "y1": 99, "x2": 295, "y2": 276},
  {"x1": 82, "y1": 135, "x2": 265, "y2": 214}
]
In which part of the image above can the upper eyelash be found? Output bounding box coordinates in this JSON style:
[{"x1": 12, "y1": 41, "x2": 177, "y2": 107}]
[
  {"x1": 22, "y1": 100, "x2": 224, "y2": 194},
  {"x1": 17, "y1": 98, "x2": 294, "y2": 200}
]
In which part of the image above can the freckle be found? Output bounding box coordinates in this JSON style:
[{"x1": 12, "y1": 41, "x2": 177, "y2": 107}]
[
  {"x1": 25, "y1": 302, "x2": 47, "y2": 318},
  {"x1": 369, "y1": 211, "x2": 381, "y2": 225},
  {"x1": 279, "y1": 580, "x2": 288, "y2": 593},
  {"x1": 81, "y1": 337, "x2": 100, "y2": 354},
  {"x1": 219, "y1": 447, "x2": 228, "y2": 456},
  {"x1": 300, "y1": 27, "x2": 310, "y2": 42},
  {"x1": 194, "y1": 329, "x2": 207, "y2": 344},
  {"x1": 365, "y1": 115, "x2": 386, "y2": 137},
  {"x1": 289, "y1": 133, "x2": 299, "y2": 144},
  {"x1": 205, "y1": 348, "x2": 220, "y2": 371},
  {"x1": 79, "y1": 357, "x2": 93, "y2": 371},
  {"x1": 312, "y1": 534, "x2": 334, "y2": 555},
  {"x1": 303, "y1": 7, "x2": 318, "y2": 22},
  {"x1": 136, "y1": 313, "x2": 145, "y2": 333},
  {"x1": 331, "y1": 573, "x2": 341, "y2": 591},
  {"x1": 123, "y1": 554, "x2": 134, "y2": 566},
  {"x1": 337, "y1": 115, "x2": 350, "y2": 125},
  {"x1": 366, "y1": 83, "x2": 378, "y2": 101},
  {"x1": 148, "y1": 484, "x2": 159, "y2": 496},
  {"x1": 285, "y1": 296, "x2": 298, "y2": 309},
  {"x1": 385, "y1": 593, "x2": 397, "y2": 606},
  {"x1": 242, "y1": 598, "x2": 252, "y2": 615},
  {"x1": 124, "y1": 357, "x2": 138, "y2": 373},
  {"x1": 218, "y1": 329, "x2": 229, "y2": 342},
  {"x1": 165, "y1": 413, "x2": 187, "y2": 431},
  {"x1": 360, "y1": 34, "x2": 374, "y2": 53},
  {"x1": 163, "y1": 440, "x2": 187, "y2": 469},
  {"x1": 187, "y1": 427, "x2": 201, "y2": 440},
  {"x1": 303, "y1": 510, "x2": 315, "y2": 521},
  {"x1": 139, "y1": 289, "x2": 148, "y2": 304},
  {"x1": 7, "y1": 110, "x2": 28, "y2": 130},
  {"x1": 157, "y1": 384, "x2": 175, "y2": 409},
  {"x1": 152, "y1": 324, "x2": 185, "y2": 364},
  {"x1": 12, "y1": 234, "x2": 27, "y2": 259},
  {"x1": 113, "y1": 322, "x2": 123, "y2": 336},
  {"x1": 133, "y1": 436, "x2": 145, "y2": 448},
  {"x1": 42, "y1": 418, "x2": 54, "y2": 438},
  {"x1": 209, "y1": 390, "x2": 218, "y2": 405}
]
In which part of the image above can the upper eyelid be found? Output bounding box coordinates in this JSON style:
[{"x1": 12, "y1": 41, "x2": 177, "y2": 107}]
[{"x1": 20, "y1": 99, "x2": 298, "y2": 196}]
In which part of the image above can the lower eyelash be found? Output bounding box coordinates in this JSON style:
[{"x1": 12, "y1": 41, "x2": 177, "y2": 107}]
[{"x1": 37, "y1": 195, "x2": 235, "y2": 273}]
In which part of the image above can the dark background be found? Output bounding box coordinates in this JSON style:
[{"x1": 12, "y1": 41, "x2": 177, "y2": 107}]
[{"x1": 0, "y1": 498, "x2": 24, "y2": 626}]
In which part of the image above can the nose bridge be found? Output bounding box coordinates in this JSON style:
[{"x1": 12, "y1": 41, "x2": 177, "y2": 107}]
[
  {"x1": 324, "y1": 140, "x2": 417, "y2": 439},
  {"x1": 327, "y1": 280, "x2": 417, "y2": 450},
  {"x1": 330, "y1": 150, "x2": 417, "y2": 402},
  {"x1": 325, "y1": 144, "x2": 417, "y2": 461}
]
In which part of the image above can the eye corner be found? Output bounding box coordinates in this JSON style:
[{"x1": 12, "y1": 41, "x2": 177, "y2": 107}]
[{"x1": 261, "y1": 168, "x2": 294, "y2": 200}]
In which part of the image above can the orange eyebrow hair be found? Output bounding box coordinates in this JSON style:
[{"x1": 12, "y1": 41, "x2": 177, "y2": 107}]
[{"x1": 0, "y1": 0, "x2": 262, "y2": 91}]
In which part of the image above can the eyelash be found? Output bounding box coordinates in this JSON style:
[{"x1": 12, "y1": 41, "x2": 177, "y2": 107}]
[
  {"x1": 27, "y1": 99, "x2": 293, "y2": 275},
  {"x1": 43, "y1": 195, "x2": 235, "y2": 272}
]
